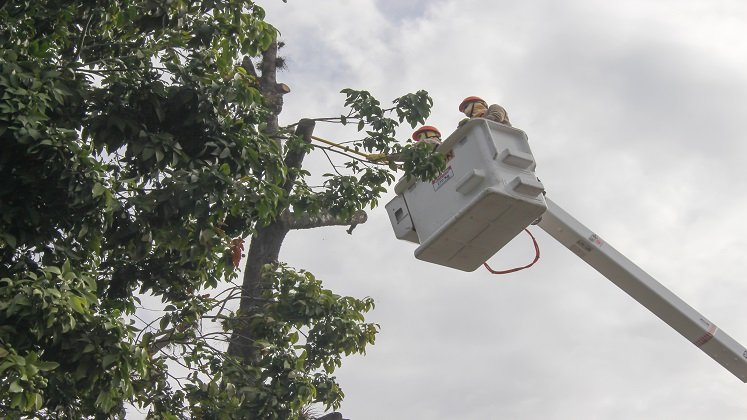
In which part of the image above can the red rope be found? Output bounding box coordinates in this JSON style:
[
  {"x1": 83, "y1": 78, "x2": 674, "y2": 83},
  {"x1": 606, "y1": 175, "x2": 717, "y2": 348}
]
[{"x1": 483, "y1": 228, "x2": 540, "y2": 274}]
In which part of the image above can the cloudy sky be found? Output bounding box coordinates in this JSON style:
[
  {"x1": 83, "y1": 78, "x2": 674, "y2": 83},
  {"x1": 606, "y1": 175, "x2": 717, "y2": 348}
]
[{"x1": 252, "y1": 1, "x2": 747, "y2": 419}]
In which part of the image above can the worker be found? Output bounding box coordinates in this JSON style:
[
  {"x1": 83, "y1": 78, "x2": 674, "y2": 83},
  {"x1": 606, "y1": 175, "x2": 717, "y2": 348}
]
[
  {"x1": 411, "y1": 125, "x2": 442, "y2": 147},
  {"x1": 458, "y1": 96, "x2": 511, "y2": 127},
  {"x1": 366, "y1": 126, "x2": 442, "y2": 164}
]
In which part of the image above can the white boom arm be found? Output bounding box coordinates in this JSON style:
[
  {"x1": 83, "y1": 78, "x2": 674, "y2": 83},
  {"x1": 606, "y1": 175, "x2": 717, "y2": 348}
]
[{"x1": 538, "y1": 197, "x2": 747, "y2": 382}]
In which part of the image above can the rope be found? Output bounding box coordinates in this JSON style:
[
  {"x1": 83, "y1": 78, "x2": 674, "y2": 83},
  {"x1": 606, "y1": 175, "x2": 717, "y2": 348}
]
[
  {"x1": 310, "y1": 135, "x2": 388, "y2": 162},
  {"x1": 483, "y1": 228, "x2": 540, "y2": 274}
]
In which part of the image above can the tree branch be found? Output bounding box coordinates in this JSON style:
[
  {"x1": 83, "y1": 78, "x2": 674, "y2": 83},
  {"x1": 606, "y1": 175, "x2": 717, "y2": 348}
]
[
  {"x1": 283, "y1": 209, "x2": 368, "y2": 232},
  {"x1": 259, "y1": 38, "x2": 291, "y2": 138},
  {"x1": 148, "y1": 326, "x2": 194, "y2": 355},
  {"x1": 276, "y1": 83, "x2": 291, "y2": 94},
  {"x1": 283, "y1": 119, "x2": 315, "y2": 194},
  {"x1": 240, "y1": 55, "x2": 258, "y2": 78}
]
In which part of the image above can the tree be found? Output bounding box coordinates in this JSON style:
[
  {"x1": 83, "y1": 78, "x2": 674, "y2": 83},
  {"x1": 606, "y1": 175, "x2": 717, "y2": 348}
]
[{"x1": 0, "y1": 0, "x2": 442, "y2": 418}]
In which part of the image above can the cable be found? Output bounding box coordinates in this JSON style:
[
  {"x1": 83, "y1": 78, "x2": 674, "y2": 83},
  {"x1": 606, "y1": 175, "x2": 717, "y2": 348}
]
[{"x1": 483, "y1": 228, "x2": 540, "y2": 274}]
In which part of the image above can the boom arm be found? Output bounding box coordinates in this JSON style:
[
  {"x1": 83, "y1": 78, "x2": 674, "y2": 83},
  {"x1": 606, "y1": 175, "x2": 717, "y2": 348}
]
[{"x1": 538, "y1": 197, "x2": 747, "y2": 382}]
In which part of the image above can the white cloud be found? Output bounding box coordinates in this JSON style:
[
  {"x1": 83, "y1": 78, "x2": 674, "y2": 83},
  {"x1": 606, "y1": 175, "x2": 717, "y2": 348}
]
[{"x1": 258, "y1": 1, "x2": 747, "y2": 418}]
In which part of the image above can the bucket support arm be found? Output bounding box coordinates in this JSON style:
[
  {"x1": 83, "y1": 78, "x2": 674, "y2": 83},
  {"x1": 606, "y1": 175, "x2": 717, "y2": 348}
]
[{"x1": 537, "y1": 197, "x2": 747, "y2": 382}]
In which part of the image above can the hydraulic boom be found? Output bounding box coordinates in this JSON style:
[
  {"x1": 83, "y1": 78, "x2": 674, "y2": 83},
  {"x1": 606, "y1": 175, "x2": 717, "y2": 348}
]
[{"x1": 538, "y1": 197, "x2": 747, "y2": 382}]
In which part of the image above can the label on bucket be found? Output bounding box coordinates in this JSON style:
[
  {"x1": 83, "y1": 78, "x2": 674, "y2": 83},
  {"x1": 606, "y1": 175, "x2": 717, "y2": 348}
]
[{"x1": 432, "y1": 166, "x2": 454, "y2": 191}]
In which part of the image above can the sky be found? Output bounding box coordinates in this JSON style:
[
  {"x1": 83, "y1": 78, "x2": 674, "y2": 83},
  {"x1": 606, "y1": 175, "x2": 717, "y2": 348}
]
[{"x1": 247, "y1": 1, "x2": 747, "y2": 419}]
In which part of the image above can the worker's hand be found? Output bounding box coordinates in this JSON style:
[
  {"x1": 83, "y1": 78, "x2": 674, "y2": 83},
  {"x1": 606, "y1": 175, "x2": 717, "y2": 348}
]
[{"x1": 457, "y1": 118, "x2": 469, "y2": 128}]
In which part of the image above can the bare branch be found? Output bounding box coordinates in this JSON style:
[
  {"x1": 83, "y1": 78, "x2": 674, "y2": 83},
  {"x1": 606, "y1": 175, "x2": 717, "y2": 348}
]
[
  {"x1": 284, "y1": 209, "x2": 368, "y2": 231},
  {"x1": 283, "y1": 119, "x2": 315, "y2": 194},
  {"x1": 259, "y1": 38, "x2": 290, "y2": 138},
  {"x1": 148, "y1": 326, "x2": 193, "y2": 355},
  {"x1": 321, "y1": 148, "x2": 344, "y2": 176}
]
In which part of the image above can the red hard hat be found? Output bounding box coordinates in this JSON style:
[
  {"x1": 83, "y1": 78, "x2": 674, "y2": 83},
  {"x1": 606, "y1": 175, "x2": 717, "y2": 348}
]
[
  {"x1": 411, "y1": 125, "x2": 441, "y2": 141},
  {"x1": 459, "y1": 96, "x2": 485, "y2": 112}
]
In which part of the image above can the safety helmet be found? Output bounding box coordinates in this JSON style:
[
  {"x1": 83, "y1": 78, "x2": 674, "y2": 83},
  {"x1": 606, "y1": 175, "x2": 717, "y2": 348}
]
[
  {"x1": 459, "y1": 96, "x2": 486, "y2": 112},
  {"x1": 411, "y1": 125, "x2": 441, "y2": 141}
]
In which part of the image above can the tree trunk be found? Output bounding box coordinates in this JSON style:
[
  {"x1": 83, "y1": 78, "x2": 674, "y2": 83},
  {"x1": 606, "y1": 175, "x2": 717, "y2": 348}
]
[
  {"x1": 226, "y1": 221, "x2": 289, "y2": 361},
  {"x1": 225, "y1": 40, "x2": 367, "y2": 367},
  {"x1": 227, "y1": 118, "x2": 316, "y2": 361}
]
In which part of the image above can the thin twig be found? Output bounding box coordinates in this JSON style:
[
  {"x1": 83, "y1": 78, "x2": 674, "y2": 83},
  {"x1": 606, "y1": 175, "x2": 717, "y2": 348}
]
[{"x1": 321, "y1": 148, "x2": 343, "y2": 176}]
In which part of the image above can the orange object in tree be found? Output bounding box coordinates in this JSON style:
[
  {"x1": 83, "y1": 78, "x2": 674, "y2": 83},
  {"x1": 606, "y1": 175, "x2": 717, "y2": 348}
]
[{"x1": 230, "y1": 238, "x2": 244, "y2": 268}]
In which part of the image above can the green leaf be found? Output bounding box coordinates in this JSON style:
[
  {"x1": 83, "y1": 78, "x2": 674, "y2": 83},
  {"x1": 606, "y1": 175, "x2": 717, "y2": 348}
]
[
  {"x1": 295, "y1": 350, "x2": 307, "y2": 370},
  {"x1": 160, "y1": 314, "x2": 171, "y2": 330},
  {"x1": 101, "y1": 354, "x2": 118, "y2": 368},
  {"x1": 37, "y1": 361, "x2": 59, "y2": 371},
  {"x1": 11, "y1": 392, "x2": 22, "y2": 408},
  {"x1": 95, "y1": 389, "x2": 115, "y2": 412},
  {"x1": 92, "y1": 183, "x2": 105, "y2": 198},
  {"x1": 0, "y1": 233, "x2": 16, "y2": 249},
  {"x1": 77, "y1": 224, "x2": 89, "y2": 239},
  {"x1": 142, "y1": 147, "x2": 155, "y2": 160},
  {"x1": 8, "y1": 380, "x2": 23, "y2": 393},
  {"x1": 69, "y1": 296, "x2": 87, "y2": 314},
  {"x1": 45, "y1": 266, "x2": 61, "y2": 275}
]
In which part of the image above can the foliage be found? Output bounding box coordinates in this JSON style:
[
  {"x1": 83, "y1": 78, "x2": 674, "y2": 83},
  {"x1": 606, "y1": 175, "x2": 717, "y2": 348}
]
[
  {"x1": 0, "y1": 263, "x2": 150, "y2": 415},
  {"x1": 180, "y1": 265, "x2": 378, "y2": 418},
  {"x1": 0, "y1": 0, "x2": 440, "y2": 418},
  {"x1": 302, "y1": 88, "x2": 443, "y2": 220}
]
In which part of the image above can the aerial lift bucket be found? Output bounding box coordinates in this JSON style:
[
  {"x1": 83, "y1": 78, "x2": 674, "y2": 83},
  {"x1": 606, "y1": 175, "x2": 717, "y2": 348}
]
[{"x1": 385, "y1": 118, "x2": 546, "y2": 271}]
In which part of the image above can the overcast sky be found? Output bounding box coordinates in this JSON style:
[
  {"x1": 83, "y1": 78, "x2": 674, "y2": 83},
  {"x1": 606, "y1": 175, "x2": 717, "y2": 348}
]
[{"x1": 246, "y1": 1, "x2": 747, "y2": 419}]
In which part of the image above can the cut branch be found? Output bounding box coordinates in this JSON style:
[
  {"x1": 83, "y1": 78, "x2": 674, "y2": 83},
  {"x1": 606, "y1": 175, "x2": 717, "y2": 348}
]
[
  {"x1": 259, "y1": 38, "x2": 287, "y2": 138},
  {"x1": 282, "y1": 119, "x2": 315, "y2": 194},
  {"x1": 283, "y1": 209, "x2": 368, "y2": 231}
]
